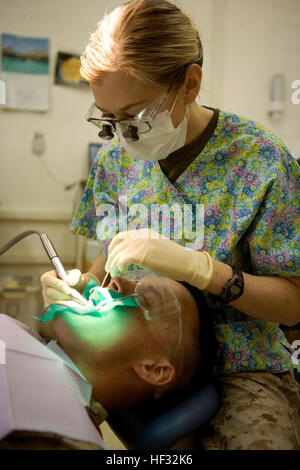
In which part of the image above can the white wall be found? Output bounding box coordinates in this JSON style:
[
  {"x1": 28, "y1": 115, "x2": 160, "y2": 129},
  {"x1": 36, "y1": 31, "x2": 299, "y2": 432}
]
[
  {"x1": 0, "y1": 0, "x2": 124, "y2": 275},
  {"x1": 0, "y1": 0, "x2": 299, "y2": 298},
  {"x1": 177, "y1": 0, "x2": 216, "y2": 106},
  {"x1": 214, "y1": 0, "x2": 300, "y2": 159},
  {"x1": 180, "y1": 0, "x2": 300, "y2": 159},
  {"x1": 0, "y1": 0, "x2": 123, "y2": 214}
]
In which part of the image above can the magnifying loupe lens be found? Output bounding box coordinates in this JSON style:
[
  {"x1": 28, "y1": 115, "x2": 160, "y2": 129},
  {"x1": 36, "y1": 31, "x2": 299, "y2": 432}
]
[
  {"x1": 98, "y1": 124, "x2": 114, "y2": 140},
  {"x1": 123, "y1": 125, "x2": 139, "y2": 142}
]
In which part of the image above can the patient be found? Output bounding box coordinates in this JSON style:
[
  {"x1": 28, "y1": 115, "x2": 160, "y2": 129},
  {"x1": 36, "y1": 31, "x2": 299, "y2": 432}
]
[
  {"x1": 0, "y1": 274, "x2": 215, "y2": 450},
  {"x1": 52, "y1": 275, "x2": 214, "y2": 410}
]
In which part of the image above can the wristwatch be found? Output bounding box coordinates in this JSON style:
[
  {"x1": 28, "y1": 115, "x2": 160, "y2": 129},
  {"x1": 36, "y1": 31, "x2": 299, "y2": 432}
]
[{"x1": 220, "y1": 266, "x2": 244, "y2": 303}]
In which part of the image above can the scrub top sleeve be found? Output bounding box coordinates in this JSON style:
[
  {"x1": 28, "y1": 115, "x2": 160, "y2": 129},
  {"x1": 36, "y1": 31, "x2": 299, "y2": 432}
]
[
  {"x1": 70, "y1": 141, "x2": 120, "y2": 258},
  {"x1": 70, "y1": 157, "x2": 100, "y2": 240},
  {"x1": 246, "y1": 152, "x2": 300, "y2": 278}
]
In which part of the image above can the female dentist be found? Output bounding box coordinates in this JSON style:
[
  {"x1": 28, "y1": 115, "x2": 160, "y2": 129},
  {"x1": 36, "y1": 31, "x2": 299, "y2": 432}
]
[{"x1": 42, "y1": 0, "x2": 300, "y2": 449}]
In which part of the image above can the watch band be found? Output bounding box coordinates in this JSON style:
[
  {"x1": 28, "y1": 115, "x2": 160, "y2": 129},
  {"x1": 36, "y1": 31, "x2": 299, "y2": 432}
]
[{"x1": 220, "y1": 266, "x2": 244, "y2": 303}]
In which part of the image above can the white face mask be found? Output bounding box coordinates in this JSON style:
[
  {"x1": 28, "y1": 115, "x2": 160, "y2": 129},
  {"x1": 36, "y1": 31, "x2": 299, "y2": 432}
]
[{"x1": 116, "y1": 99, "x2": 189, "y2": 161}]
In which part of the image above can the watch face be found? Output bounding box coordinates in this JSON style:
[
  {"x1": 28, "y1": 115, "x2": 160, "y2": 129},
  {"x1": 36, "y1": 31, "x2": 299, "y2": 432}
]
[
  {"x1": 222, "y1": 269, "x2": 244, "y2": 303},
  {"x1": 230, "y1": 285, "x2": 241, "y2": 296}
]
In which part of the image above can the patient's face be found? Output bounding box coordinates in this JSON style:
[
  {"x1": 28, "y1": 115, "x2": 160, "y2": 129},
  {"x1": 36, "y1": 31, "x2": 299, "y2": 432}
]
[{"x1": 53, "y1": 275, "x2": 199, "y2": 371}]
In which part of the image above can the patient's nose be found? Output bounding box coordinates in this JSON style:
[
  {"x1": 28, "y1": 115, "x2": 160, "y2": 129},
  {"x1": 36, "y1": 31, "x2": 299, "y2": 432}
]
[{"x1": 106, "y1": 276, "x2": 136, "y2": 295}]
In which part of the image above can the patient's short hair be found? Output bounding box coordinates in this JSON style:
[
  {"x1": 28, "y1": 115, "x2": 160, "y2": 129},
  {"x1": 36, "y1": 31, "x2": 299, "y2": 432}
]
[
  {"x1": 180, "y1": 282, "x2": 217, "y2": 387},
  {"x1": 159, "y1": 282, "x2": 217, "y2": 400}
]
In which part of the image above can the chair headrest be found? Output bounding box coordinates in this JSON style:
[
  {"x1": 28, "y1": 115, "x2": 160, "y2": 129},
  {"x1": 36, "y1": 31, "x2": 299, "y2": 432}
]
[{"x1": 107, "y1": 380, "x2": 220, "y2": 449}]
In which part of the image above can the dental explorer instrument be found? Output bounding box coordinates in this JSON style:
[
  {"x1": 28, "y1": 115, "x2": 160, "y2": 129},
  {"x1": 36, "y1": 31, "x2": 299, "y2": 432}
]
[
  {"x1": 101, "y1": 271, "x2": 111, "y2": 288},
  {"x1": 0, "y1": 230, "x2": 89, "y2": 307}
]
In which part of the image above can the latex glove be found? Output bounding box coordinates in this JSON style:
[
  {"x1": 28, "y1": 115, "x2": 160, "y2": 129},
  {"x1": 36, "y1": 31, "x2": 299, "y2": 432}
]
[
  {"x1": 105, "y1": 229, "x2": 213, "y2": 290},
  {"x1": 40, "y1": 269, "x2": 100, "y2": 307}
]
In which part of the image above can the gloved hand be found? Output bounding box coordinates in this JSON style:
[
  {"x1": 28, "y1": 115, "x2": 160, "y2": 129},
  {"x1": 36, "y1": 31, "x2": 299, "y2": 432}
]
[
  {"x1": 105, "y1": 229, "x2": 213, "y2": 290},
  {"x1": 40, "y1": 269, "x2": 100, "y2": 307}
]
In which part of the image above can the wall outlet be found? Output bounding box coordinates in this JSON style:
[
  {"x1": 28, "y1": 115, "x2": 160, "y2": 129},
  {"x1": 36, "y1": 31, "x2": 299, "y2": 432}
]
[{"x1": 33, "y1": 132, "x2": 46, "y2": 155}]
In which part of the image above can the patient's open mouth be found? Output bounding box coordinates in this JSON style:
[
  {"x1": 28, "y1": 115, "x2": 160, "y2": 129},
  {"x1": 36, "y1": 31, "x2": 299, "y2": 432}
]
[{"x1": 36, "y1": 286, "x2": 139, "y2": 323}]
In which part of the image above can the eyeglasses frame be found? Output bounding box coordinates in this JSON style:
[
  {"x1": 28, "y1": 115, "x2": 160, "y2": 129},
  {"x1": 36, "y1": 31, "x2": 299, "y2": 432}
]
[{"x1": 85, "y1": 86, "x2": 172, "y2": 138}]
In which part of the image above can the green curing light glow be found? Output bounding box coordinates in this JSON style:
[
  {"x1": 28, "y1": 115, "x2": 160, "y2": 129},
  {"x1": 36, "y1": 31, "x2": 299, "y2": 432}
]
[
  {"x1": 33, "y1": 282, "x2": 142, "y2": 349},
  {"x1": 37, "y1": 281, "x2": 139, "y2": 323}
]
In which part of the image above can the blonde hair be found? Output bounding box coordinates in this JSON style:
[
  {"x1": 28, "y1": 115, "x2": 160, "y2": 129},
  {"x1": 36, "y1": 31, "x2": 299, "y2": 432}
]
[{"x1": 80, "y1": 0, "x2": 203, "y2": 89}]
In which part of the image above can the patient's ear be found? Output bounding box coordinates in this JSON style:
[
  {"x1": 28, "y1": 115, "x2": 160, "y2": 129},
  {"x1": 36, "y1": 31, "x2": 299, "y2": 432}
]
[{"x1": 133, "y1": 358, "x2": 175, "y2": 386}]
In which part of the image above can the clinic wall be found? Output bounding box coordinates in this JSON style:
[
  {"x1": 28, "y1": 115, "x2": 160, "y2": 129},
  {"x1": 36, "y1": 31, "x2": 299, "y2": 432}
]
[
  {"x1": 170, "y1": 0, "x2": 300, "y2": 158},
  {"x1": 0, "y1": 0, "x2": 123, "y2": 270},
  {"x1": 211, "y1": 0, "x2": 300, "y2": 159},
  {"x1": 1, "y1": 0, "x2": 299, "y2": 275},
  {"x1": 0, "y1": 0, "x2": 110, "y2": 214}
]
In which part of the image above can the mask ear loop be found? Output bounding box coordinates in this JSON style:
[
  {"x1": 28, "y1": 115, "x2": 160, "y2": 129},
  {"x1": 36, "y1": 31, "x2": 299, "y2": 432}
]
[
  {"x1": 167, "y1": 62, "x2": 194, "y2": 122},
  {"x1": 167, "y1": 85, "x2": 189, "y2": 129},
  {"x1": 169, "y1": 93, "x2": 179, "y2": 115}
]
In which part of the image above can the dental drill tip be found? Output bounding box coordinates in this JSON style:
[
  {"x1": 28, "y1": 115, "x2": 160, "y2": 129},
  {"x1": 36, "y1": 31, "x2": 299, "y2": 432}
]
[{"x1": 70, "y1": 288, "x2": 90, "y2": 306}]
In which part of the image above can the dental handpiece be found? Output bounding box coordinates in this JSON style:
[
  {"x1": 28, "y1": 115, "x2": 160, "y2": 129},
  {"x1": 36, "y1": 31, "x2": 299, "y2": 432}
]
[
  {"x1": 0, "y1": 230, "x2": 89, "y2": 307},
  {"x1": 40, "y1": 234, "x2": 89, "y2": 306}
]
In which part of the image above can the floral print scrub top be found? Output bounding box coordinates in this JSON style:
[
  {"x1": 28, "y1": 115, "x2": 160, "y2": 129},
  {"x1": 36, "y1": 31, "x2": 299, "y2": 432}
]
[{"x1": 70, "y1": 109, "x2": 300, "y2": 376}]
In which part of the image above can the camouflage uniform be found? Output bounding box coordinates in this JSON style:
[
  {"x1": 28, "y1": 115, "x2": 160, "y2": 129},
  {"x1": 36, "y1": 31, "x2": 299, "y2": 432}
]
[{"x1": 200, "y1": 370, "x2": 300, "y2": 450}]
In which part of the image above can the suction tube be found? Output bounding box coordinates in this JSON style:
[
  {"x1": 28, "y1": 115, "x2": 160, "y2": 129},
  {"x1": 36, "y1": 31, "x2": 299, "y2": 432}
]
[{"x1": 0, "y1": 230, "x2": 89, "y2": 306}]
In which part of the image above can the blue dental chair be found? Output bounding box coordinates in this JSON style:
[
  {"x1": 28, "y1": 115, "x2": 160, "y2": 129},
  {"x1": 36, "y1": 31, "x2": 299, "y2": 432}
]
[
  {"x1": 107, "y1": 282, "x2": 220, "y2": 450},
  {"x1": 107, "y1": 378, "x2": 220, "y2": 450}
]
